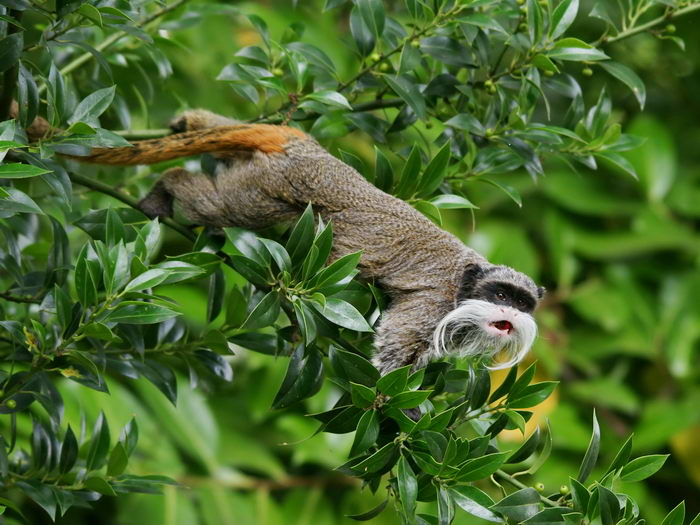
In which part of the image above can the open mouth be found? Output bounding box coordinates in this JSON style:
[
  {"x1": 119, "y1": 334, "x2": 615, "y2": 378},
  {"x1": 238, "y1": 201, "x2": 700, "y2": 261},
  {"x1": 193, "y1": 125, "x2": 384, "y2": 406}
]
[{"x1": 490, "y1": 320, "x2": 513, "y2": 334}]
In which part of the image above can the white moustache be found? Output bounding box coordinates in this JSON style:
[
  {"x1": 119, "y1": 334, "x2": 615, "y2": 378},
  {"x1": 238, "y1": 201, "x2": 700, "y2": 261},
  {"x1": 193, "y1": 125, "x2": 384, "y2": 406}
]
[{"x1": 430, "y1": 299, "x2": 537, "y2": 370}]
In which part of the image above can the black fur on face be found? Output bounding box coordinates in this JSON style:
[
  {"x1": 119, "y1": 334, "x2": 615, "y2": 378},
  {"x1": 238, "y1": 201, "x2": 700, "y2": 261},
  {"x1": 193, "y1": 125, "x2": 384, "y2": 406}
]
[
  {"x1": 456, "y1": 263, "x2": 485, "y2": 303},
  {"x1": 456, "y1": 264, "x2": 540, "y2": 314},
  {"x1": 473, "y1": 281, "x2": 537, "y2": 313}
]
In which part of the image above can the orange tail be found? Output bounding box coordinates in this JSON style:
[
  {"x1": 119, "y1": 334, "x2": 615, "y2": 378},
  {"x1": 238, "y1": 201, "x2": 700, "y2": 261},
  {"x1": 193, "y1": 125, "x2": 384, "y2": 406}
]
[{"x1": 71, "y1": 124, "x2": 307, "y2": 165}]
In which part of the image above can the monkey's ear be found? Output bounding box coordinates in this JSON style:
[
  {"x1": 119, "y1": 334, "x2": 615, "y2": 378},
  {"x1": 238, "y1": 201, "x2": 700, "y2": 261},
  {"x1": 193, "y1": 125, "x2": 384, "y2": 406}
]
[
  {"x1": 457, "y1": 263, "x2": 484, "y2": 302},
  {"x1": 537, "y1": 286, "x2": 546, "y2": 299}
]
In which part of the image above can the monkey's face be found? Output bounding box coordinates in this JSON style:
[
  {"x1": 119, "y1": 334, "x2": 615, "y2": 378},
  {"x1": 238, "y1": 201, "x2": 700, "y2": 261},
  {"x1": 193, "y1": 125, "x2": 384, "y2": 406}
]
[{"x1": 432, "y1": 264, "x2": 543, "y2": 369}]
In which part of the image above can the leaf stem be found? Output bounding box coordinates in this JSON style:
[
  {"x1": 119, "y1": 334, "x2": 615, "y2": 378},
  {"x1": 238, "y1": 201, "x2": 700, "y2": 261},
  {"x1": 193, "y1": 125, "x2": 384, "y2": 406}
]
[
  {"x1": 494, "y1": 470, "x2": 559, "y2": 508},
  {"x1": 604, "y1": 2, "x2": 700, "y2": 44}
]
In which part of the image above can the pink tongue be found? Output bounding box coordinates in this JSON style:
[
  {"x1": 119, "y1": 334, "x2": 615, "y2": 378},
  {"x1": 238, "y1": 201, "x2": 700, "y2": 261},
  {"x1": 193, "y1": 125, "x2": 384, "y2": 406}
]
[{"x1": 492, "y1": 320, "x2": 513, "y2": 332}]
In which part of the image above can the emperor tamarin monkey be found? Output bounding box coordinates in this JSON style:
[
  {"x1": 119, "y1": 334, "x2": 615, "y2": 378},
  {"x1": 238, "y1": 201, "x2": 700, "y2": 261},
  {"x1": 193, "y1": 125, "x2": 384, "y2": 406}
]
[{"x1": 71, "y1": 109, "x2": 545, "y2": 374}]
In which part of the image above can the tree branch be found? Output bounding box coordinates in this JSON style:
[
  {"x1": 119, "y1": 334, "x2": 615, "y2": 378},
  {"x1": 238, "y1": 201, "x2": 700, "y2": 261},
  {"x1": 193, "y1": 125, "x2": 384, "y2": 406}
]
[{"x1": 604, "y1": 2, "x2": 700, "y2": 44}]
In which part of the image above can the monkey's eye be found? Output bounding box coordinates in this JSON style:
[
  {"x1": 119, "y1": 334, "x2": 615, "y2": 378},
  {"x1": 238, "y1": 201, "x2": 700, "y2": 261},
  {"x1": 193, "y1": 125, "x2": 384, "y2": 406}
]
[
  {"x1": 517, "y1": 299, "x2": 526, "y2": 308},
  {"x1": 495, "y1": 292, "x2": 506, "y2": 301}
]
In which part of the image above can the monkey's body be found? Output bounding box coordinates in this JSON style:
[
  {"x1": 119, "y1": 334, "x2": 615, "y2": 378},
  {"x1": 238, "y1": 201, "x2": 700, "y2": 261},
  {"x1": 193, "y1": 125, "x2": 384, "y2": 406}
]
[{"x1": 75, "y1": 110, "x2": 540, "y2": 373}]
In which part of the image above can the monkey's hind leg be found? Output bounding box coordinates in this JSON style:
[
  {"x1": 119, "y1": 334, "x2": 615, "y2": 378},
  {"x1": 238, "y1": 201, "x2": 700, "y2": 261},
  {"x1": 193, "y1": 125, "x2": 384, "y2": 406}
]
[
  {"x1": 169, "y1": 109, "x2": 239, "y2": 133},
  {"x1": 139, "y1": 168, "x2": 228, "y2": 227}
]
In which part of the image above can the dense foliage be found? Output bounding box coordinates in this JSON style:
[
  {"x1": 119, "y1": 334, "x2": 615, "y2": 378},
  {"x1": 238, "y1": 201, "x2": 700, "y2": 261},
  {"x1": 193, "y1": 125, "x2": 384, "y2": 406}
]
[{"x1": 0, "y1": 0, "x2": 699, "y2": 523}]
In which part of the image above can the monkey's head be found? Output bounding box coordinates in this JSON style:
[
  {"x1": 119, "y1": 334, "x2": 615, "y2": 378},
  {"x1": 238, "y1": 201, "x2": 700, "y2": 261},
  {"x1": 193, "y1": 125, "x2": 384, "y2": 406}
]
[{"x1": 432, "y1": 263, "x2": 545, "y2": 369}]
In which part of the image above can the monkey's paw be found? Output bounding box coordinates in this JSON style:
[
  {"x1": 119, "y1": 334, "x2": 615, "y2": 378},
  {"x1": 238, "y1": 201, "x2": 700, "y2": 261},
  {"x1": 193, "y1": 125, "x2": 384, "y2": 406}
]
[{"x1": 138, "y1": 190, "x2": 173, "y2": 220}]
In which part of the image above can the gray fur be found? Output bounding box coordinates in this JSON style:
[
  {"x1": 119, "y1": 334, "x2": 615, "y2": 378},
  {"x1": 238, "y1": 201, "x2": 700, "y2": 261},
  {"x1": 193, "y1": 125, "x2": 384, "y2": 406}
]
[{"x1": 138, "y1": 110, "x2": 543, "y2": 373}]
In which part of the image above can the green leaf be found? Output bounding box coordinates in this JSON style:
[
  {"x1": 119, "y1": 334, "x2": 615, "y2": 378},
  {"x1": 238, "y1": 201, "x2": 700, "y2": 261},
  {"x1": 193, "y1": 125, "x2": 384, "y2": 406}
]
[
  {"x1": 387, "y1": 390, "x2": 432, "y2": 409},
  {"x1": 420, "y1": 36, "x2": 472, "y2": 67},
  {"x1": 350, "y1": 382, "x2": 376, "y2": 408},
  {"x1": 68, "y1": 86, "x2": 116, "y2": 126},
  {"x1": 523, "y1": 507, "x2": 572, "y2": 524},
  {"x1": 349, "y1": 6, "x2": 375, "y2": 56},
  {"x1": 312, "y1": 251, "x2": 361, "y2": 290},
  {"x1": 15, "y1": 480, "x2": 56, "y2": 519},
  {"x1": 347, "y1": 499, "x2": 388, "y2": 521},
  {"x1": 620, "y1": 454, "x2": 669, "y2": 482},
  {"x1": 356, "y1": 0, "x2": 384, "y2": 39},
  {"x1": 84, "y1": 476, "x2": 116, "y2": 496},
  {"x1": 259, "y1": 238, "x2": 291, "y2": 273},
  {"x1": 577, "y1": 410, "x2": 600, "y2": 483},
  {"x1": 480, "y1": 178, "x2": 522, "y2": 207},
  {"x1": 446, "y1": 113, "x2": 485, "y2": 136},
  {"x1": 661, "y1": 502, "x2": 686, "y2": 525},
  {"x1": 0, "y1": 187, "x2": 44, "y2": 215},
  {"x1": 86, "y1": 412, "x2": 111, "y2": 471},
  {"x1": 599, "y1": 61, "x2": 645, "y2": 109},
  {"x1": 154, "y1": 261, "x2": 206, "y2": 284},
  {"x1": 490, "y1": 488, "x2": 541, "y2": 522},
  {"x1": 526, "y1": 0, "x2": 544, "y2": 44},
  {"x1": 413, "y1": 199, "x2": 442, "y2": 225},
  {"x1": 0, "y1": 163, "x2": 51, "y2": 179},
  {"x1": 0, "y1": 33, "x2": 22, "y2": 74},
  {"x1": 103, "y1": 301, "x2": 180, "y2": 324},
  {"x1": 374, "y1": 146, "x2": 394, "y2": 192},
  {"x1": 242, "y1": 291, "x2": 281, "y2": 330},
  {"x1": 311, "y1": 297, "x2": 373, "y2": 332},
  {"x1": 547, "y1": 40, "x2": 609, "y2": 62},
  {"x1": 59, "y1": 426, "x2": 78, "y2": 474},
  {"x1": 597, "y1": 485, "x2": 620, "y2": 525},
  {"x1": 549, "y1": 0, "x2": 578, "y2": 39},
  {"x1": 458, "y1": 13, "x2": 506, "y2": 34},
  {"x1": 350, "y1": 409, "x2": 379, "y2": 456},
  {"x1": 394, "y1": 144, "x2": 422, "y2": 198},
  {"x1": 450, "y1": 486, "x2": 502, "y2": 523},
  {"x1": 123, "y1": 268, "x2": 169, "y2": 292},
  {"x1": 305, "y1": 90, "x2": 352, "y2": 110},
  {"x1": 397, "y1": 455, "x2": 417, "y2": 518},
  {"x1": 376, "y1": 365, "x2": 410, "y2": 396},
  {"x1": 224, "y1": 227, "x2": 270, "y2": 266},
  {"x1": 508, "y1": 381, "x2": 558, "y2": 408},
  {"x1": 605, "y1": 434, "x2": 633, "y2": 475},
  {"x1": 347, "y1": 442, "x2": 398, "y2": 476},
  {"x1": 508, "y1": 427, "x2": 541, "y2": 464},
  {"x1": 286, "y1": 204, "x2": 315, "y2": 266},
  {"x1": 384, "y1": 75, "x2": 427, "y2": 120},
  {"x1": 569, "y1": 478, "x2": 589, "y2": 513},
  {"x1": 437, "y1": 485, "x2": 455, "y2": 525},
  {"x1": 457, "y1": 452, "x2": 509, "y2": 482},
  {"x1": 418, "y1": 141, "x2": 451, "y2": 197},
  {"x1": 329, "y1": 347, "x2": 379, "y2": 387},
  {"x1": 107, "y1": 443, "x2": 128, "y2": 477},
  {"x1": 273, "y1": 346, "x2": 324, "y2": 408},
  {"x1": 431, "y1": 194, "x2": 478, "y2": 209}
]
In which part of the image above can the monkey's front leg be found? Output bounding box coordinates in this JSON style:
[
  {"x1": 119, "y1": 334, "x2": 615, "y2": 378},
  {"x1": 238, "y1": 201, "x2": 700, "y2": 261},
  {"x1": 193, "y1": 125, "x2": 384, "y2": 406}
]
[{"x1": 138, "y1": 167, "x2": 228, "y2": 227}]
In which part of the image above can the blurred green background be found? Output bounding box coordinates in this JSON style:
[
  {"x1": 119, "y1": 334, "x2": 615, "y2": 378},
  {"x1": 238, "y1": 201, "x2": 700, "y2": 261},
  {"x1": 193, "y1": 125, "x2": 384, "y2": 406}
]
[{"x1": 3, "y1": 0, "x2": 700, "y2": 523}]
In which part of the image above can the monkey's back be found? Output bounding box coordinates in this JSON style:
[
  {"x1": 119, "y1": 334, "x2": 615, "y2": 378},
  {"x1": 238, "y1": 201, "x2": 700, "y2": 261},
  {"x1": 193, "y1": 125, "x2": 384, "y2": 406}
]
[{"x1": 216, "y1": 138, "x2": 482, "y2": 299}]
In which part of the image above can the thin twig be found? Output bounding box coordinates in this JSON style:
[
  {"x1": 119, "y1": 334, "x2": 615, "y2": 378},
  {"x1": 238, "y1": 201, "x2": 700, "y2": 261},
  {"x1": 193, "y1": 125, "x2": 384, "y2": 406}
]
[
  {"x1": 603, "y1": 2, "x2": 700, "y2": 44},
  {"x1": 494, "y1": 470, "x2": 560, "y2": 508},
  {"x1": 0, "y1": 291, "x2": 41, "y2": 304}
]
